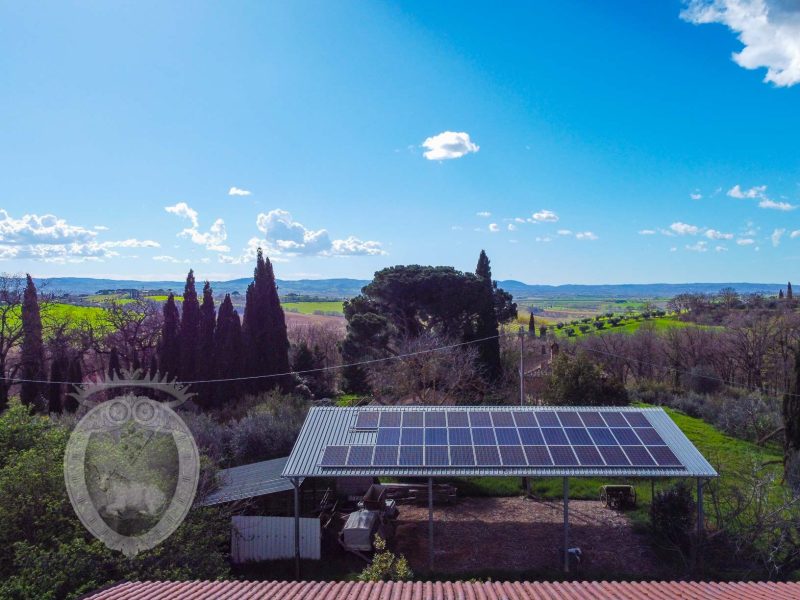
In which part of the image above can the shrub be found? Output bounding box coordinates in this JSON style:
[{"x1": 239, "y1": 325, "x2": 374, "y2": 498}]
[
  {"x1": 544, "y1": 353, "x2": 628, "y2": 406},
  {"x1": 651, "y1": 482, "x2": 695, "y2": 554},
  {"x1": 358, "y1": 536, "x2": 413, "y2": 582}
]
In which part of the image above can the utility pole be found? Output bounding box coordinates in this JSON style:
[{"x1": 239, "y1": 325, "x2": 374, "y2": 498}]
[{"x1": 518, "y1": 326, "x2": 525, "y2": 406}]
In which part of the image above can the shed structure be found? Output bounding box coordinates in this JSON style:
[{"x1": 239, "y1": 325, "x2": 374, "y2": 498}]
[{"x1": 283, "y1": 405, "x2": 718, "y2": 576}]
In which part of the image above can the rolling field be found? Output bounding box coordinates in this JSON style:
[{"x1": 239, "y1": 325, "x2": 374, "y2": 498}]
[{"x1": 283, "y1": 301, "x2": 344, "y2": 315}]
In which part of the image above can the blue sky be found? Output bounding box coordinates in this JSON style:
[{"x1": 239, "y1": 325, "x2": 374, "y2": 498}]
[{"x1": 1, "y1": 0, "x2": 799, "y2": 284}]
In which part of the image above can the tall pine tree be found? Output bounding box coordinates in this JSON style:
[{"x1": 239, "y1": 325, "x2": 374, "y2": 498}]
[
  {"x1": 20, "y1": 275, "x2": 45, "y2": 411},
  {"x1": 158, "y1": 293, "x2": 181, "y2": 379},
  {"x1": 789, "y1": 282, "x2": 794, "y2": 301},
  {"x1": 197, "y1": 281, "x2": 216, "y2": 407},
  {"x1": 528, "y1": 312, "x2": 535, "y2": 333},
  {"x1": 474, "y1": 250, "x2": 502, "y2": 381},
  {"x1": 214, "y1": 293, "x2": 243, "y2": 406},
  {"x1": 242, "y1": 249, "x2": 290, "y2": 391},
  {"x1": 179, "y1": 270, "x2": 201, "y2": 384}
]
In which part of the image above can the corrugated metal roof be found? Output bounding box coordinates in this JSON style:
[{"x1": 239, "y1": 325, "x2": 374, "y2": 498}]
[
  {"x1": 200, "y1": 456, "x2": 301, "y2": 506},
  {"x1": 282, "y1": 406, "x2": 718, "y2": 479},
  {"x1": 83, "y1": 579, "x2": 800, "y2": 599}
]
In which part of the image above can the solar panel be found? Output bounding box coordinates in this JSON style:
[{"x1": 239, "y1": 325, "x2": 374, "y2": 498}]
[
  {"x1": 579, "y1": 412, "x2": 606, "y2": 427},
  {"x1": 401, "y1": 428, "x2": 423, "y2": 445},
  {"x1": 379, "y1": 412, "x2": 401, "y2": 427},
  {"x1": 447, "y1": 411, "x2": 469, "y2": 427},
  {"x1": 636, "y1": 428, "x2": 666, "y2": 445},
  {"x1": 622, "y1": 446, "x2": 656, "y2": 466},
  {"x1": 469, "y1": 411, "x2": 492, "y2": 427},
  {"x1": 524, "y1": 445, "x2": 553, "y2": 465},
  {"x1": 574, "y1": 446, "x2": 604, "y2": 466},
  {"x1": 402, "y1": 412, "x2": 423, "y2": 427},
  {"x1": 320, "y1": 445, "x2": 348, "y2": 466},
  {"x1": 597, "y1": 445, "x2": 630, "y2": 466},
  {"x1": 347, "y1": 445, "x2": 374, "y2": 466},
  {"x1": 355, "y1": 411, "x2": 379, "y2": 429},
  {"x1": 565, "y1": 428, "x2": 592, "y2": 445},
  {"x1": 550, "y1": 446, "x2": 579, "y2": 466},
  {"x1": 542, "y1": 427, "x2": 568, "y2": 445},
  {"x1": 557, "y1": 411, "x2": 583, "y2": 427},
  {"x1": 491, "y1": 412, "x2": 515, "y2": 427},
  {"x1": 612, "y1": 428, "x2": 641, "y2": 445},
  {"x1": 472, "y1": 427, "x2": 496, "y2": 445},
  {"x1": 372, "y1": 446, "x2": 398, "y2": 466},
  {"x1": 624, "y1": 412, "x2": 652, "y2": 428},
  {"x1": 450, "y1": 445, "x2": 475, "y2": 465},
  {"x1": 376, "y1": 427, "x2": 400, "y2": 445},
  {"x1": 425, "y1": 446, "x2": 449, "y2": 466},
  {"x1": 448, "y1": 427, "x2": 472, "y2": 445},
  {"x1": 588, "y1": 428, "x2": 616, "y2": 445},
  {"x1": 513, "y1": 411, "x2": 538, "y2": 427},
  {"x1": 499, "y1": 445, "x2": 526, "y2": 465},
  {"x1": 474, "y1": 445, "x2": 501, "y2": 466},
  {"x1": 399, "y1": 446, "x2": 423, "y2": 466},
  {"x1": 537, "y1": 411, "x2": 560, "y2": 427},
  {"x1": 425, "y1": 412, "x2": 446, "y2": 427},
  {"x1": 518, "y1": 427, "x2": 544, "y2": 445},
  {"x1": 649, "y1": 445, "x2": 681, "y2": 466},
  {"x1": 495, "y1": 428, "x2": 520, "y2": 445},
  {"x1": 602, "y1": 412, "x2": 628, "y2": 427},
  {"x1": 425, "y1": 427, "x2": 447, "y2": 445}
]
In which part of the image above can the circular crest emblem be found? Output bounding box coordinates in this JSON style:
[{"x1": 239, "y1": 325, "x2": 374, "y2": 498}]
[{"x1": 63, "y1": 370, "x2": 200, "y2": 558}]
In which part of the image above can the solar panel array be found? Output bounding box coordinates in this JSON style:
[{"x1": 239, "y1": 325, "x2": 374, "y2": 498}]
[{"x1": 319, "y1": 409, "x2": 685, "y2": 470}]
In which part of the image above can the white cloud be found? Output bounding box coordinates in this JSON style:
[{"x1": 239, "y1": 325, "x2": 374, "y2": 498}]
[
  {"x1": 670, "y1": 222, "x2": 701, "y2": 235},
  {"x1": 690, "y1": 192, "x2": 703, "y2": 200},
  {"x1": 705, "y1": 229, "x2": 734, "y2": 240},
  {"x1": 791, "y1": 230, "x2": 800, "y2": 238},
  {"x1": 93, "y1": 225, "x2": 109, "y2": 231},
  {"x1": 535, "y1": 236, "x2": 552, "y2": 243},
  {"x1": 557, "y1": 229, "x2": 573, "y2": 236},
  {"x1": 514, "y1": 217, "x2": 526, "y2": 223},
  {"x1": 507, "y1": 223, "x2": 517, "y2": 231},
  {"x1": 530, "y1": 209, "x2": 559, "y2": 223},
  {"x1": 0, "y1": 210, "x2": 159, "y2": 263},
  {"x1": 254, "y1": 209, "x2": 385, "y2": 257},
  {"x1": 681, "y1": 0, "x2": 800, "y2": 87},
  {"x1": 670, "y1": 247, "x2": 678, "y2": 252},
  {"x1": 638, "y1": 229, "x2": 657, "y2": 235},
  {"x1": 476, "y1": 211, "x2": 491, "y2": 218},
  {"x1": 228, "y1": 186, "x2": 252, "y2": 196},
  {"x1": 727, "y1": 184, "x2": 767, "y2": 199},
  {"x1": 759, "y1": 198, "x2": 797, "y2": 210},
  {"x1": 451, "y1": 225, "x2": 463, "y2": 231},
  {"x1": 575, "y1": 231, "x2": 598, "y2": 241},
  {"x1": 686, "y1": 241, "x2": 709, "y2": 252},
  {"x1": 421, "y1": 131, "x2": 479, "y2": 160},
  {"x1": 165, "y1": 202, "x2": 229, "y2": 252},
  {"x1": 772, "y1": 227, "x2": 786, "y2": 246},
  {"x1": 488, "y1": 223, "x2": 500, "y2": 233},
  {"x1": 153, "y1": 255, "x2": 191, "y2": 264},
  {"x1": 715, "y1": 245, "x2": 728, "y2": 252},
  {"x1": 737, "y1": 238, "x2": 756, "y2": 245}
]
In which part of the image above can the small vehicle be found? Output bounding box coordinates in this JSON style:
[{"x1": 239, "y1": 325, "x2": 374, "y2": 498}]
[{"x1": 600, "y1": 484, "x2": 637, "y2": 509}]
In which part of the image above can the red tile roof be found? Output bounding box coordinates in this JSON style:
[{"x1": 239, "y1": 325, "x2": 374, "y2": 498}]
[{"x1": 84, "y1": 579, "x2": 800, "y2": 600}]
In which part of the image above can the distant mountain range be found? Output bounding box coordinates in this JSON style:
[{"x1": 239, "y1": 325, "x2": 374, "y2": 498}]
[{"x1": 35, "y1": 276, "x2": 785, "y2": 300}]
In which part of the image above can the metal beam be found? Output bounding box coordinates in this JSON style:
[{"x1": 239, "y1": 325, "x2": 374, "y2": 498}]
[
  {"x1": 293, "y1": 478, "x2": 300, "y2": 579},
  {"x1": 563, "y1": 476, "x2": 569, "y2": 573},
  {"x1": 428, "y1": 477, "x2": 434, "y2": 572}
]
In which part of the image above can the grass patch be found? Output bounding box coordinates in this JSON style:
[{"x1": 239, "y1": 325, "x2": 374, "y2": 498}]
[{"x1": 283, "y1": 301, "x2": 344, "y2": 315}]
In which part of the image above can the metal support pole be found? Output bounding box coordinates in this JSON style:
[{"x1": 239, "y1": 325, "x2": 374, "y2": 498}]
[
  {"x1": 563, "y1": 477, "x2": 569, "y2": 573},
  {"x1": 518, "y1": 327, "x2": 525, "y2": 406},
  {"x1": 697, "y1": 477, "x2": 704, "y2": 541},
  {"x1": 651, "y1": 479, "x2": 656, "y2": 526},
  {"x1": 293, "y1": 478, "x2": 300, "y2": 579},
  {"x1": 428, "y1": 477, "x2": 434, "y2": 572}
]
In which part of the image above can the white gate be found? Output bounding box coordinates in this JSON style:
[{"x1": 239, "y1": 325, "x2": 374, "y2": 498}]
[{"x1": 231, "y1": 516, "x2": 321, "y2": 563}]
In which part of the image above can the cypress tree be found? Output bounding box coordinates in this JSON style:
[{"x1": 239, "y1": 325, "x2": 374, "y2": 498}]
[
  {"x1": 64, "y1": 357, "x2": 82, "y2": 413},
  {"x1": 789, "y1": 282, "x2": 794, "y2": 301},
  {"x1": 783, "y1": 350, "x2": 800, "y2": 486},
  {"x1": 158, "y1": 293, "x2": 181, "y2": 379},
  {"x1": 148, "y1": 354, "x2": 159, "y2": 379},
  {"x1": 47, "y1": 358, "x2": 64, "y2": 414},
  {"x1": 214, "y1": 294, "x2": 243, "y2": 406},
  {"x1": 539, "y1": 325, "x2": 547, "y2": 339},
  {"x1": 20, "y1": 275, "x2": 45, "y2": 411},
  {"x1": 528, "y1": 312, "x2": 535, "y2": 333},
  {"x1": 474, "y1": 250, "x2": 502, "y2": 381},
  {"x1": 242, "y1": 248, "x2": 290, "y2": 391},
  {"x1": 108, "y1": 347, "x2": 121, "y2": 379},
  {"x1": 780, "y1": 289, "x2": 785, "y2": 300},
  {"x1": 179, "y1": 270, "x2": 201, "y2": 383},
  {"x1": 197, "y1": 281, "x2": 216, "y2": 407}
]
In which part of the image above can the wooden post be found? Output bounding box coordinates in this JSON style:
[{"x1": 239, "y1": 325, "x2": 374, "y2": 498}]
[
  {"x1": 428, "y1": 477, "x2": 434, "y2": 572},
  {"x1": 563, "y1": 477, "x2": 569, "y2": 573}
]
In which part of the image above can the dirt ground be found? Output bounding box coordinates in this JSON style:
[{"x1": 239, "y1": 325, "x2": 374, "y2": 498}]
[{"x1": 393, "y1": 496, "x2": 665, "y2": 578}]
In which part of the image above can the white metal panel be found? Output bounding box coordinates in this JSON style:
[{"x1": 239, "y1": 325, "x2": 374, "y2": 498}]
[{"x1": 231, "y1": 516, "x2": 320, "y2": 563}]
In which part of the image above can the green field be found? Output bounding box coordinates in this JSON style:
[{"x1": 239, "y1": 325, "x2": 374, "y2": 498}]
[{"x1": 283, "y1": 301, "x2": 344, "y2": 315}]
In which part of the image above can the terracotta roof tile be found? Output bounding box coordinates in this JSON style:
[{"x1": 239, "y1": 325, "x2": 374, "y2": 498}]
[{"x1": 82, "y1": 580, "x2": 800, "y2": 600}]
